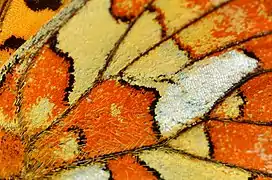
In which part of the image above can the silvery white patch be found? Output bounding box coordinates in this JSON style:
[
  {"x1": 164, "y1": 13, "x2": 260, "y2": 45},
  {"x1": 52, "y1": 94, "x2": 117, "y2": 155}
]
[
  {"x1": 57, "y1": 164, "x2": 110, "y2": 180},
  {"x1": 155, "y1": 50, "x2": 258, "y2": 133}
]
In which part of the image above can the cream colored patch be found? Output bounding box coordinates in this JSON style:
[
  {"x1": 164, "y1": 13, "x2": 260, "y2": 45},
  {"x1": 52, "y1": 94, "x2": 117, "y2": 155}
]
[
  {"x1": 53, "y1": 164, "x2": 110, "y2": 180},
  {"x1": 124, "y1": 39, "x2": 189, "y2": 80},
  {"x1": 153, "y1": 0, "x2": 207, "y2": 35},
  {"x1": 212, "y1": 90, "x2": 244, "y2": 118},
  {"x1": 104, "y1": 11, "x2": 162, "y2": 77},
  {"x1": 54, "y1": 134, "x2": 80, "y2": 161},
  {"x1": 168, "y1": 124, "x2": 210, "y2": 158},
  {"x1": 0, "y1": 109, "x2": 19, "y2": 132},
  {"x1": 110, "y1": 103, "x2": 121, "y2": 117},
  {"x1": 57, "y1": 0, "x2": 128, "y2": 104},
  {"x1": 26, "y1": 98, "x2": 54, "y2": 129},
  {"x1": 139, "y1": 148, "x2": 251, "y2": 180}
]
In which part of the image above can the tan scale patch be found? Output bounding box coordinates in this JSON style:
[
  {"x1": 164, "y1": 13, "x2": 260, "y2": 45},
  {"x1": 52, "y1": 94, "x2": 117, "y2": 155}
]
[
  {"x1": 124, "y1": 39, "x2": 189, "y2": 80},
  {"x1": 53, "y1": 134, "x2": 80, "y2": 162},
  {"x1": 168, "y1": 124, "x2": 210, "y2": 158},
  {"x1": 26, "y1": 98, "x2": 55, "y2": 129},
  {"x1": 110, "y1": 103, "x2": 121, "y2": 117},
  {"x1": 210, "y1": 90, "x2": 244, "y2": 119},
  {"x1": 139, "y1": 148, "x2": 251, "y2": 180},
  {"x1": 0, "y1": 109, "x2": 19, "y2": 132},
  {"x1": 153, "y1": 0, "x2": 228, "y2": 35},
  {"x1": 104, "y1": 11, "x2": 162, "y2": 77},
  {"x1": 57, "y1": 0, "x2": 128, "y2": 104}
]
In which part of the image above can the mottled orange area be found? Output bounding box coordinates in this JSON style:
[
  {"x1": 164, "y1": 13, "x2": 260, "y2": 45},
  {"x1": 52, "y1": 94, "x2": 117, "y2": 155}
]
[
  {"x1": 0, "y1": 48, "x2": 14, "y2": 67},
  {"x1": 0, "y1": 0, "x2": 69, "y2": 44},
  {"x1": 239, "y1": 73, "x2": 272, "y2": 122},
  {"x1": 256, "y1": 177, "x2": 272, "y2": 180},
  {"x1": 108, "y1": 155, "x2": 157, "y2": 180},
  {"x1": 243, "y1": 35, "x2": 272, "y2": 69},
  {"x1": 176, "y1": 0, "x2": 272, "y2": 59},
  {"x1": 206, "y1": 121, "x2": 272, "y2": 173},
  {"x1": 20, "y1": 46, "x2": 70, "y2": 137},
  {"x1": 111, "y1": 0, "x2": 151, "y2": 21},
  {"x1": 28, "y1": 80, "x2": 158, "y2": 175},
  {"x1": 186, "y1": 0, "x2": 211, "y2": 10},
  {"x1": 0, "y1": 70, "x2": 18, "y2": 122},
  {"x1": 0, "y1": 130, "x2": 24, "y2": 179}
]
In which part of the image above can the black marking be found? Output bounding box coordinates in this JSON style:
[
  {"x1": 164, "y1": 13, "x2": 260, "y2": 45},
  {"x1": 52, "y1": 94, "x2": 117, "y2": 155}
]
[
  {"x1": 242, "y1": 49, "x2": 261, "y2": 61},
  {"x1": 237, "y1": 89, "x2": 247, "y2": 119},
  {"x1": 203, "y1": 122, "x2": 215, "y2": 159},
  {"x1": 0, "y1": 35, "x2": 25, "y2": 50},
  {"x1": 24, "y1": 0, "x2": 62, "y2": 11},
  {"x1": 155, "y1": 78, "x2": 175, "y2": 84}
]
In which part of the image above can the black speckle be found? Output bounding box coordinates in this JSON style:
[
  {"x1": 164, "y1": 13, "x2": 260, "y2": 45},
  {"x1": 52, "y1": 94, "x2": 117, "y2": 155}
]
[{"x1": 24, "y1": 0, "x2": 62, "y2": 11}]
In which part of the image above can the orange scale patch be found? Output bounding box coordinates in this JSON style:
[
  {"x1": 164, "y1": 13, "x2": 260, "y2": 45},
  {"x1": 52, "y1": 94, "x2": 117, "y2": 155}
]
[
  {"x1": 0, "y1": 130, "x2": 24, "y2": 179},
  {"x1": 28, "y1": 80, "x2": 158, "y2": 175},
  {"x1": 108, "y1": 154, "x2": 158, "y2": 180},
  {"x1": 186, "y1": 0, "x2": 211, "y2": 10},
  {"x1": 239, "y1": 73, "x2": 272, "y2": 122},
  {"x1": 0, "y1": 0, "x2": 70, "y2": 44},
  {"x1": 20, "y1": 46, "x2": 70, "y2": 137},
  {"x1": 0, "y1": 69, "x2": 19, "y2": 126},
  {"x1": 206, "y1": 120, "x2": 272, "y2": 173},
  {"x1": 0, "y1": 48, "x2": 14, "y2": 67},
  {"x1": 176, "y1": 0, "x2": 272, "y2": 59},
  {"x1": 111, "y1": 0, "x2": 151, "y2": 21},
  {"x1": 243, "y1": 35, "x2": 272, "y2": 69},
  {"x1": 256, "y1": 176, "x2": 272, "y2": 180}
]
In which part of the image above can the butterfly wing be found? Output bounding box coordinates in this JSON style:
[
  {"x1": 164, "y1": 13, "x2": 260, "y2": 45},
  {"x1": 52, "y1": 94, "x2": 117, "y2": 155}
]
[{"x1": 0, "y1": 0, "x2": 272, "y2": 179}]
